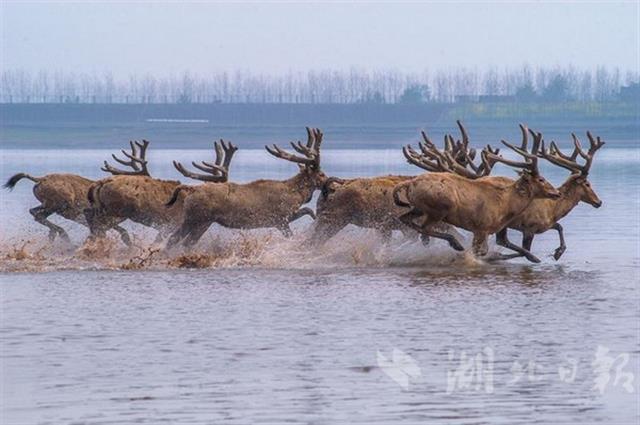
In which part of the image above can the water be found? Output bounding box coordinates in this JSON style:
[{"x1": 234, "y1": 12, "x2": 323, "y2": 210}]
[{"x1": 1, "y1": 143, "x2": 639, "y2": 424}]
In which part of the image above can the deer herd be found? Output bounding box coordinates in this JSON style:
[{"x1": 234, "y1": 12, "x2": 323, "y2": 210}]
[{"x1": 4, "y1": 121, "x2": 605, "y2": 264}]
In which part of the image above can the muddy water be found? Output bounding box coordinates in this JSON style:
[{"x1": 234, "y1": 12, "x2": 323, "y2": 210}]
[{"x1": 1, "y1": 148, "x2": 638, "y2": 424}]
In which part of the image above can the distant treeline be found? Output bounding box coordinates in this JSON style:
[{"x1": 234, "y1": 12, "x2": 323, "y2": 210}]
[{"x1": 1, "y1": 66, "x2": 638, "y2": 104}]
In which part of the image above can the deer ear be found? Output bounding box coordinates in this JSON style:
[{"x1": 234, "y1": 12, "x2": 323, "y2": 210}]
[{"x1": 517, "y1": 169, "x2": 533, "y2": 179}]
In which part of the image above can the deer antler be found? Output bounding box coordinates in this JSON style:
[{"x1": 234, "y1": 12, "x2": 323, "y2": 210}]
[
  {"x1": 265, "y1": 127, "x2": 323, "y2": 169},
  {"x1": 406, "y1": 124, "x2": 495, "y2": 179},
  {"x1": 102, "y1": 140, "x2": 150, "y2": 176},
  {"x1": 403, "y1": 143, "x2": 451, "y2": 173},
  {"x1": 539, "y1": 132, "x2": 605, "y2": 175},
  {"x1": 485, "y1": 125, "x2": 542, "y2": 175},
  {"x1": 173, "y1": 140, "x2": 238, "y2": 182}
]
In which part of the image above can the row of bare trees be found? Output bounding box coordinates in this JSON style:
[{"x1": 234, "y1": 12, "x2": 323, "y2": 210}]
[{"x1": 1, "y1": 66, "x2": 637, "y2": 104}]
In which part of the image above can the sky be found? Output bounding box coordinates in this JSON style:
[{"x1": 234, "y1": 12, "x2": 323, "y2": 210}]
[{"x1": 1, "y1": 1, "x2": 638, "y2": 77}]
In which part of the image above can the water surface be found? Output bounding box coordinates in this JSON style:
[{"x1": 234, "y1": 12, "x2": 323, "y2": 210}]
[{"x1": 1, "y1": 145, "x2": 638, "y2": 424}]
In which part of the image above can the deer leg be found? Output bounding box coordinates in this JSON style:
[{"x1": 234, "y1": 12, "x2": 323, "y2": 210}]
[
  {"x1": 166, "y1": 221, "x2": 194, "y2": 249},
  {"x1": 113, "y1": 225, "x2": 132, "y2": 246},
  {"x1": 83, "y1": 207, "x2": 109, "y2": 240},
  {"x1": 522, "y1": 232, "x2": 534, "y2": 251},
  {"x1": 495, "y1": 228, "x2": 541, "y2": 263},
  {"x1": 551, "y1": 223, "x2": 566, "y2": 260},
  {"x1": 415, "y1": 215, "x2": 432, "y2": 246},
  {"x1": 422, "y1": 226, "x2": 465, "y2": 251},
  {"x1": 183, "y1": 223, "x2": 211, "y2": 247},
  {"x1": 488, "y1": 229, "x2": 523, "y2": 261},
  {"x1": 400, "y1": 209, "x2": 464, "y2": 251},
  {"x1": 278, "y1": 223, "x2": 294, "y2": 238},
  {"x1": 165, "y1": 228, "x2": 185, "y2": 249},
  {"x1": 397, "y1": 208, "x2": 427, "y2": 233},
  {"x1": 289, "y1": 207, "x2": 316, "y2": 222},
  {"x1": 30, "y1": 206, "x2": 69, "y2": 242},
  {"x1": 307, "y1": 216, "x2": 346, "y2": 246},
  {"x1": 472, "y1": 232, "x2": 489, "y2": 257},
  {"x1": 417, "y1": 219, "x2": 465, "y2": 252},
  {"x1": 399, "y1": 209, "x2": 432, "y2": 246}
]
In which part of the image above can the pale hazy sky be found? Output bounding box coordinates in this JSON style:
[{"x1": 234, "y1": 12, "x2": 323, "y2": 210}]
[{"x1": 1, "y1": 1, "x2": 638, "y2": 77}]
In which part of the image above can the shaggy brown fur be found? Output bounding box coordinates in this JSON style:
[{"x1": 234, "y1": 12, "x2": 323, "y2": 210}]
[
  {"x1": 4, "y1": 173, "x2": 130, "y2": 243},
  {"x1": 85, "y1": 175, "x2": 184, "y2": 243},
  {"x1": 309, "y1": 175, "x2": 419, "y2": 245},
  {"x1": 166, "y1": 170, "x2": 324, "y2": 247},
  {"x1": 502, "y1": 174, "x2": 602, "y2": 260},
  {"x1": 393, "y1": 171, "x2": 560, "y2": 263},
  {"x1": 166, "y1": 128, "x2": 326, "y2": 248}
]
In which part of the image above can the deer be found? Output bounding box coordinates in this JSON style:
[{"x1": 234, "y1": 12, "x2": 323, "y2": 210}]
[
  {"x1": 308, "y1": 121, "x2": 473, "y2": 246},
  {"x1": 165, "y1": 127, "x2": 326, "y2": 248},
  {"x1": 393, "y1": 126, "x2": 561, "y2": 263},
  {"x1": 4, "y1": 169, "x2": 132, "y2": 245},
  {"x1": 410, "y1": 127, "x2": 605, "y2": 261},
  {"x1": 495, "y1": 132, "x2": 605, "y2": 260},
  {"x1": 84, "y1": 139, "x2": 236, "y2": 244}
]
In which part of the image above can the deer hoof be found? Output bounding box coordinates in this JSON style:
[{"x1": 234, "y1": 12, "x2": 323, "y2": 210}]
[
  {"x1": 450, "y1": 240, "x2": 465, "y2": 251},
  {"x1": 525, "y1": 253, "x2": 541, "y2": 263},
  {"x1": 420, "y1": 234, "x2": 430, "y2": 246},
  {"x1": 553, "y1": 248, "x2": 565, "y2": 261}
]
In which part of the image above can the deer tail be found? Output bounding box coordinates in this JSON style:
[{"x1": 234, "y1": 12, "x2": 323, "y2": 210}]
[
  {"x1": 392, "y1": 181, "x2": 412, "y2": 208},
  {"x1": 3, "y1": 173, "x2": 41, "y2": 190},
  {"x1": 320, "y1": 177, "x2": 346, "y2": 199},
  {"x1": 87, "y1": 181, "x2": 105, "y2": 208},
  {"x1": 166, "y1": 185, "x2": 192, "y2": 207}
]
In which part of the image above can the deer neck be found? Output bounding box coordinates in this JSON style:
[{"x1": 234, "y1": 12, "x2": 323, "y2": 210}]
[
  {"x1": 505, "y1": 178, "x2": 537, "y2": 214},
  {"x1": 288, "y1": 171, "x2": 317, "y2": 204},
  {"x1": 551, "y1": 179, "x2": 582, "y2": 222}
]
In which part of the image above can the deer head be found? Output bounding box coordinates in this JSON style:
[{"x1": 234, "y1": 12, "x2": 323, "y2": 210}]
[
  {"x1": 265, "y1": 127, "x2": 327, "y2": 186},
  {"x1": 102, "y1": 140, "x2": 150, "y2": 176},
  {"x1": 538, "y1": 132, "x2": 605, "y2": 208},
  {"x1": 173, "y1": 140, "x2": 238, "y2": 182}
]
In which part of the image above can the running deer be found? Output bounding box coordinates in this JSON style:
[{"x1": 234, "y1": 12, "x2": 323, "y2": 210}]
[
  {"x1": 4, "y1": 172, "x2": 131, "y2": 244},
  {"x1": 85, "y1": 139, "x2": 235, "y2": 244},
  {"x1": 497, "y1": 132, "x2": 605, "y2": 260},
  {"x1": 393, "y1": 127, "x2": 561, "y2": 262},
  {"x1": 166, "y1": 127, "x2": 325, "y2": 248},
  {"x1": 308, "y1": 121, "x2": 473, "y2": 246},
  {"x1": 4, "y1": 161, "x2": 132, "y2": 244},
  {"x1": 411, "y1": 127, "x2": 606, "y2": 261}
]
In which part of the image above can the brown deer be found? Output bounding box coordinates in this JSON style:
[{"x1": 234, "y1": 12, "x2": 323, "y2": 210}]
[
  {"x1": 308, "y1": 121, "x2": 473, "y2": 246},
  {"x1": 496, "y1": 132, "x2": 605, "y2": 260},
  {"x1": 166, "y1": 127, "x2": 325, "y2": 248},
  {"x1": 413, "y1": 127, "x2": 606, "y2": 261},
  {"x1": 4, "y1": 170, "x2": 131, "y2": 244},
  {"x1": 85, "y1": 139, "x2": 236, "y2": 244},
  {"x1": 393, "y1": 127, "x2": 561, "y2": 263}
]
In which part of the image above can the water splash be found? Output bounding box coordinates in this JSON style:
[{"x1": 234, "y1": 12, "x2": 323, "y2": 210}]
[{"x1": 0, "y1": 227, "x2": 480, "y2": 273}]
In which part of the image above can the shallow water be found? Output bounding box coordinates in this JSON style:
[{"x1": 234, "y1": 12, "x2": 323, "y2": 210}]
[{"x1": 1, "y1": 146, "x2": 639, "y2": 424}]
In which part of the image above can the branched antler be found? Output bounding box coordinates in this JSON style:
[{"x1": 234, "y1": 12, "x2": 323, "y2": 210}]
[
  {"x1": 405, "y1": 122, "x2": 496, "y2": 179},
  {"x1": 173, "y1": 140, "x2": 238, "y2": 182},
  {"x1": 265, "y1": 127, "x2": 323, "y2": 169},
  {"x1": 538, "y1": 131, "x2": 605, "y2": 175},
  {"x1": 484, "y1": 125, "x2": 543, "y2": 175},
  {"x1": 102, "y1": 140, "x2": 150, "y2": 176}
]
